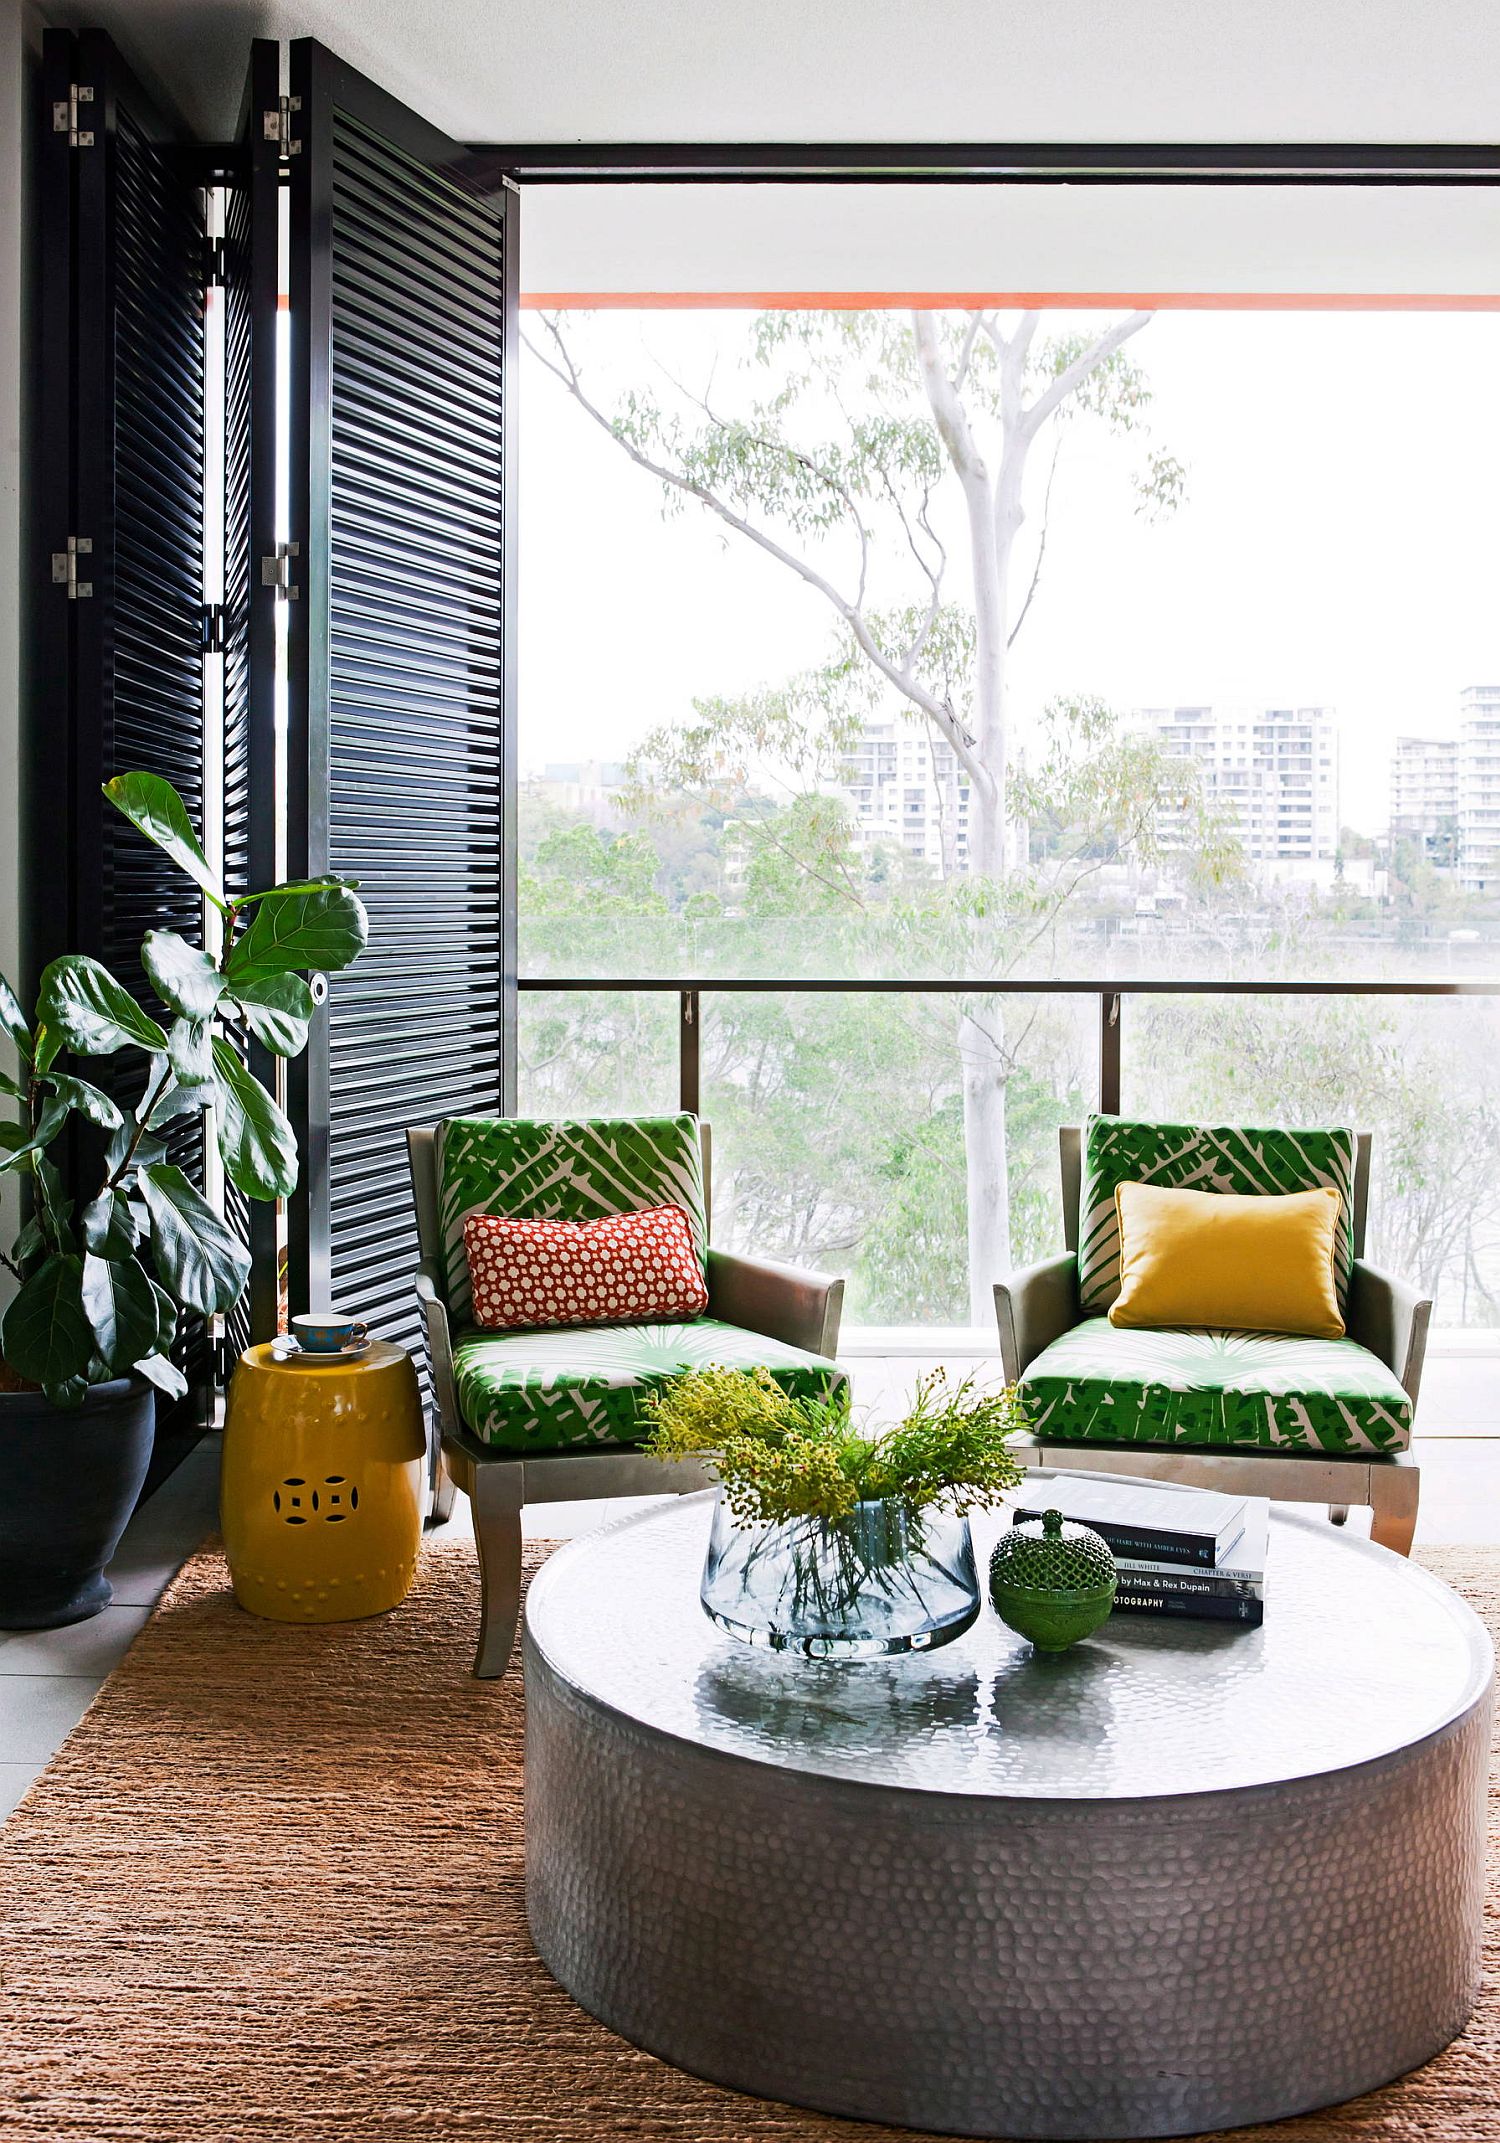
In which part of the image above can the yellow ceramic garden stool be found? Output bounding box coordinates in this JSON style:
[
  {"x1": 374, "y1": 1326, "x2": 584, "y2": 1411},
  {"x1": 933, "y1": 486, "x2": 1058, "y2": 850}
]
[{"x1": 221, "y1": 1341, "x2": 425, "y2": 1622}]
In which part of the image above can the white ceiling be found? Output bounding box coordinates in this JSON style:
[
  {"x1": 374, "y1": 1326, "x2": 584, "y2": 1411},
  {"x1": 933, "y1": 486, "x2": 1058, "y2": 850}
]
[
  {"x1": 35, "y1": 0, "x2": 1500, "y2": 149},
  {"x1": 527, "y1": 182, "x2": 1500, "y2": 300}
]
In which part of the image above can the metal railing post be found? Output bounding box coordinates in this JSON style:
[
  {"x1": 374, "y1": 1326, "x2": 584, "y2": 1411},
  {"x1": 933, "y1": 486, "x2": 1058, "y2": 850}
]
[
  {"x1": 1099, "y1": 990, "x2": 1122, "y2": 1114},
  {"x1": 679, "y1": 987, "x2": 701, "y2": 1116}
]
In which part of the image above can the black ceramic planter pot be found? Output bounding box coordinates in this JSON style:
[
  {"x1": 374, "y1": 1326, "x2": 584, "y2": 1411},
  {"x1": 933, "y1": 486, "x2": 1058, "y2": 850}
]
[{"x1": 0, "y1": 1379, "x2": 155, "y2": 1628}]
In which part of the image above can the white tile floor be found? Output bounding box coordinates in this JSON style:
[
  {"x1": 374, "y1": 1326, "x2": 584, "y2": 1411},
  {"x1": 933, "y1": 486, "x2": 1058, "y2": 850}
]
[{"x1": 2, "y1": 1345, "x2": 1498, "y2": 1823}]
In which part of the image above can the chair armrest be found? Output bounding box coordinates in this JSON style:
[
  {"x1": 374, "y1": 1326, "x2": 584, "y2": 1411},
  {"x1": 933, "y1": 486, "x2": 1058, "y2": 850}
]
[
  {"x1": 415, "y1": 1257, "x2": 463, "y2": 1438},
  {"x1": 1347, "y1": 1257, "x2": 1433, "y2": 1407},
  {"x1": 705, "y1": 1248, "x2": 845, "y2": 1358},
  {"x1": 994, "y1": 1254, "x2": 1082, "y2": 1384}
]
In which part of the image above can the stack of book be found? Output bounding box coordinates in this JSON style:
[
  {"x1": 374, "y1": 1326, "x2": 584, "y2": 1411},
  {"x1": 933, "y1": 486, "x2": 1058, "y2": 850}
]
[{"x1": 1009, "y1": 1478, "x2": 1268, "y2": 1627}]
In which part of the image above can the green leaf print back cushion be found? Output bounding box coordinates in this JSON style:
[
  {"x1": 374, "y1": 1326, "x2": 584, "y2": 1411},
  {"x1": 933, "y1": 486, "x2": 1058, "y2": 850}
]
[{"x1": 1077, "y1": 1115, "x2": 1357, "y2": 1317}]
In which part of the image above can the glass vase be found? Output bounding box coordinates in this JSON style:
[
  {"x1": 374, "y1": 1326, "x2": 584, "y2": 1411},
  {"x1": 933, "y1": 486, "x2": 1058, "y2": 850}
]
[{"x1": 699, "y1": 1494, "x2": 980, "y2": 1660}]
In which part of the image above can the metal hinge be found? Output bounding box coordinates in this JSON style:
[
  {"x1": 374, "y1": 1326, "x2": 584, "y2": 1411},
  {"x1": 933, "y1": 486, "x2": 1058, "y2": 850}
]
[
  {"x1": 51, "y1": 535, "x2": 93, "y2": 600},
  {"x1": 201, "y1": 601, "x2": 226, "y2": 652},
  {"x1": 262, "y1": 94, "x2": 302, "y2": 157},
  {"x1": 203, "y1": 234, "x2": 225, "y2": 289},
  {"x1": 260, "y1": 541, "x2": 300, "y2": 599},
  {"x1": 52, "y1": 83, "x2": 95, "y2": 148}
]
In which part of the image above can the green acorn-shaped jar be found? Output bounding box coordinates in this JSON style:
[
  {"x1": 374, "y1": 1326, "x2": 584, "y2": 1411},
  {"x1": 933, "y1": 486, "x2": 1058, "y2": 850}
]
[{"x1": 988, "y1": 1508, "x2": 1117, "y2": 1652}]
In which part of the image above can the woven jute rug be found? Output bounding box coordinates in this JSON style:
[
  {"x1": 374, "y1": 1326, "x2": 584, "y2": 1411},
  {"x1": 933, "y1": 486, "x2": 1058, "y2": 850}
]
[{"x1": 0, "y1": 1535, "x2": 1496, "y2": 2143}]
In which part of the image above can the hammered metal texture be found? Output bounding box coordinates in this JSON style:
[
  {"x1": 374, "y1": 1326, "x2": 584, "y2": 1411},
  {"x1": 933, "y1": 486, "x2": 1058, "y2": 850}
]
[{"x1": 524, "y1": 1498, "x2": 1493, "y2": 2140}]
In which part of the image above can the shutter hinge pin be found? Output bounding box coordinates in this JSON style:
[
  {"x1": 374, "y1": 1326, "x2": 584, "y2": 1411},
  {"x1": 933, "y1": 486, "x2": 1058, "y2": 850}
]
[
  {"x1": 203, "y1": 234, "x2": 225, "y2": 289},
  {"x1": 201, "y1": 601, "x2": 227, "y2": 652},
  {"x1": 52, "y1": 83, "x2": 95, "y2": 148},
  {"x1": 262, "y1": 94, "x2": 302, "y2": 157},
  {"x1": 260, "y1": 541, "x2": 300, "y2": 600},
  {"x1": 51, "y1": 535, "x2": 93, "y2": 601}
]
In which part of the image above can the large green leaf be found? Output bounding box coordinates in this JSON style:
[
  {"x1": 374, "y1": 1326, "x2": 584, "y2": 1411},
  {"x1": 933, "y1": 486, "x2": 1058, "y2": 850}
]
[
  {"x1": 232, "y1": 875, "x2": 360, "y2": 906},
  {"x1": 211, "y1": 1036, "x2": 298, "y2": 1199},
  {"x1": 102, "y1": 1108, "x2": 167, "y2": 1183},
  {"x1": 103, "y1": 773, "x2": 225, "y2": 912},
  {"x1": 135, "y1": 1053, "x2": 208, "y2": 1129},
  {"x1": 226, "y1": 972, "x2": 314, "y2": 1057},
  {"x1": 142, "y1": 931, "x2": 225, "y2": 1020},
  {"x1": 37, "y1": 956, "x2": 168, "y2": 1057},
  {"x1": 81, "y1": 1252, "x2": 161, "y2": 1375},
  {"x1": 0, "y1": 1094, "x2": 69, "y2": 1175},
  {"x1": 38, "y1": 1071, "x2": 124, "y2": 1129},
  {"x1": 167, "y1": 1017, "x2": 215, "y2": 1087},
  {"x1": 0, "y1": 972, "x2": 30, "y2": 1059},
  {"x1": 137, "y1": 1164, "x2": 250, "y2": 1315},
  {"x1": 150, "y1": 1082, "x2": 207, "y2": 1129},
  {"x1": 32, "y1": 1155, "x2": 74, "y2": 1251},
  {"x1": 224, "y1": 885, "x2": 368, "y2": 983},
  {"x1": 132, "y1": 1352, "x2": 187, "y2": 1401},
  {"x1": 81, "y1": 1187, "x2": 139, "y2": 1260},
  {"x1": 0, "y1": 1254, "x2": 92, "y2": 1389},
  {"x1": 147, "y1": 1277, "x2": 177, "y2": 1356}
]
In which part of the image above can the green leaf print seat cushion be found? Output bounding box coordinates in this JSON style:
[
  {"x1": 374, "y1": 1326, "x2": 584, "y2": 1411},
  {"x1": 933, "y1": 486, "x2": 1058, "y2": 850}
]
[
  {"x1": 452, "y1": 1318, "x2": 840, "y2": 1453},
  {"x1": 434, "y1": 1114, "x2": 842, "y2": 1452},
  {"x1": 1020, "y1": 1320, "x2": 1412, "y2": 1456}
]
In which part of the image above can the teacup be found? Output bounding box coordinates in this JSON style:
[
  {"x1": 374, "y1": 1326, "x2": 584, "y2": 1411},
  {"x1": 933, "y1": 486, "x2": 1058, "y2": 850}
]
[{"x1": 290, "y1": 1312, "x2": 369, "y2": 1356}]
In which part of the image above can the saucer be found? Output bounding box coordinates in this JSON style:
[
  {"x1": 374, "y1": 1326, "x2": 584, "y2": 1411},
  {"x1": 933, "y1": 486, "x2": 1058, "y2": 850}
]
[{"x1": 270, "y1": 1337, "x2": 374, "y2": 1364}]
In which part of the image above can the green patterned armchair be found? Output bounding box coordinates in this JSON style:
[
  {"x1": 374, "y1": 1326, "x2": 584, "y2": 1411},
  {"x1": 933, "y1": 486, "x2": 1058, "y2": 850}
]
[
  {"x1": 407, "y1": 1112, "x2": 845, "y2": 1676},
  {"x1": 994, "y1": 1119, "x2": 1431, "y2": 1555}
]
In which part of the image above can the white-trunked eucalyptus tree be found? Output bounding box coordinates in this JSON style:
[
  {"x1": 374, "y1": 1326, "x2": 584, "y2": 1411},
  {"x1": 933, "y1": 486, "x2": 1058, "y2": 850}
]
[{"x1": 533, "y1": 308, "x2": 1227, "y2": 1317}]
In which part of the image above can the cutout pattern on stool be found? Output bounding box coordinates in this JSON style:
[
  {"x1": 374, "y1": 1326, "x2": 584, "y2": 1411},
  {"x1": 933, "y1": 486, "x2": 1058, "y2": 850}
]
[{"x1": 273, "y1": 1474, "x2": 361, "y2": 1525}]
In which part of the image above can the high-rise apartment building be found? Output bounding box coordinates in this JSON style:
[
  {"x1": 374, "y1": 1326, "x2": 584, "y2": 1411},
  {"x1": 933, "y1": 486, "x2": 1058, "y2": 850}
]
[
  {"x1": 841, "y1": 721, "x2": 971, "y2": 874},
  {"x1": 1390, "y1": 735, "x2": 1460, "y2": 846},
  {"x1": 1140, "y1": 704, "x2": 1341, "y2": 881},
  {"x1": 1458, "y1": 686, "x2": 1500, "y2": 891},
  {"x1": 1388, "y1": 691, "x2": 1500, "y2": 887}
]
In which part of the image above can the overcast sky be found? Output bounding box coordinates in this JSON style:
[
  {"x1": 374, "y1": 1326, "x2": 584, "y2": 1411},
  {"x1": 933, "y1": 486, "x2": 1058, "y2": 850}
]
[{"x1": 519, "y1": 307, "x2": 1500, "y2": 836}]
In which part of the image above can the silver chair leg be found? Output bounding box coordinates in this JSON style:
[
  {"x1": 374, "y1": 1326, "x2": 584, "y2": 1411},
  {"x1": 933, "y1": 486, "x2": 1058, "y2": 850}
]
[
  {"x1": 469, "y1": 1464, "x2": 524, "y2": 1679},
  {"x1": 1328, "y1": 1504, "x2": 1350, "y2": 1527},
  {"x1": 427, "y1": 1444, "x2": 458, "y2": 1527}
]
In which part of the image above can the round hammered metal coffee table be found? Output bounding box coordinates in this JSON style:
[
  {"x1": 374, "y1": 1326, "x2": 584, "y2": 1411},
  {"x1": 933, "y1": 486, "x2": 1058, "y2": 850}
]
[{"x1": 523, "y1": 1494, "x2": 1492, "y2": 2140}]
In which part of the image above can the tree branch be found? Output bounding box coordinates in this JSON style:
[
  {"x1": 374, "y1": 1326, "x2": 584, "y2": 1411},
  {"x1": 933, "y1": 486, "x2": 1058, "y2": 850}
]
[
  {"x1": 530, "y1": 317, "x2": 989, "y2": 791},
  {"x1": 1022, "y1": 311, "x2": 1153, "y2": 438},
  {"x1": 1007, "y1": 436, "x2": 1063, "y2": 649}
]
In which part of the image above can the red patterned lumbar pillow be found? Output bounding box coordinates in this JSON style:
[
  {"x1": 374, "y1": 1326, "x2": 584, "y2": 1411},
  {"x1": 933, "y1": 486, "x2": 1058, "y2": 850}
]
[{"x1": 463, "y1": 1205, "x2": 709, "y2": 1331}]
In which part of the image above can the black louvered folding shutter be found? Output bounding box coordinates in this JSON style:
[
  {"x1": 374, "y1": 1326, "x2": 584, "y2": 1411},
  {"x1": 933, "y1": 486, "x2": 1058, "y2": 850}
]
[
  {"x1": 220, "y1": 41, "x2": 283, "y2": 1348},
  {"x1": 283, "y1": 41, "x2": 515, "y2": 1358},
  {"x1": 45, "y1": 29, "x2": 212, "y2": 1417}
]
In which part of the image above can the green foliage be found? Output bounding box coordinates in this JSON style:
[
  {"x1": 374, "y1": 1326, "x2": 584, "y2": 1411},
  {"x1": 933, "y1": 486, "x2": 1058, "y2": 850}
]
[
  {"x1": 518, "y1": 823, "x2": 669, "y2": 919},
  {"x1": 643, "y1": 1364, "x2": 1026, "y2": 1526},
  {"x1": 103, "y1": 772, "x2": 226, "y2": 912},
  {"x1": 228, "y1": 973, "x2": 314, "y2": 1057},
  {"x1": 224, "y1": 884, "x2": 367, "y2": 983},
  {"x1": 0, "y1": 776, "x2": 367, "y2": 1405}
]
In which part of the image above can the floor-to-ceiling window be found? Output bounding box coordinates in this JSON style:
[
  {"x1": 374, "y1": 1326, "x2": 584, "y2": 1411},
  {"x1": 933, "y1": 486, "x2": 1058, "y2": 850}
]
[{"x1": 516, "y1": 178, "x2": 1500, "y2": 1330}]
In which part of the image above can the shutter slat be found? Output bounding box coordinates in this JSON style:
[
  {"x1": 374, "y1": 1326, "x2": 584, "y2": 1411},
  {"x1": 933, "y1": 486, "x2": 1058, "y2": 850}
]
[{"x1": 288, "y1": 43, "x2": 514, "y2": 1388}]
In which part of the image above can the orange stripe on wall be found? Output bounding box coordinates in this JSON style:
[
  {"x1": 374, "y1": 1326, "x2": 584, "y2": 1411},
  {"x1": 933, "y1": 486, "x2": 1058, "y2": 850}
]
[{"x1": 521, "y1": 289, "x2": 1500, "y2": 311}]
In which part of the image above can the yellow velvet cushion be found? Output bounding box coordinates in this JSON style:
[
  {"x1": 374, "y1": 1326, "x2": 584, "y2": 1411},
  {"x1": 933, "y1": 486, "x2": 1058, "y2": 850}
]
[{"x1": 1109, "y1": 1182, "x2": 1346, "y2": 1340}]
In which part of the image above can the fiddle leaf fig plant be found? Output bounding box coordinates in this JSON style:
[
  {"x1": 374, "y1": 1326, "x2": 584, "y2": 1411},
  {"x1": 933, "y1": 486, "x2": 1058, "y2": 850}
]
[{"x1": 0, "y1": 772, "x2": 368, "y2": 1407}]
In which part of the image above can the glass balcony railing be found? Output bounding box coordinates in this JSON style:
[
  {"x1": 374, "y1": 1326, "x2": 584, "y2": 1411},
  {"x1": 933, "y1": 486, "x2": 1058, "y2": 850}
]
[{"x1": 518, "y1": 972, "x2": 1500, "y2": 1332}]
